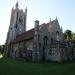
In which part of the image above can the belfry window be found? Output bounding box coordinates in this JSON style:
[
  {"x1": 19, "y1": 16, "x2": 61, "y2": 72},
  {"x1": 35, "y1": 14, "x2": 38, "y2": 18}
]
[
  {"x1": 19, "y1": 17, "x2": 23, "y2": 24},
  {"x1": 56, "y1": 31, "x2": 59, "y2": 41},
  {"x1": 56, "y1": 31, "x2": 59, "y2": 36},
  {"x1": 15, "y1": 24, "x2": 18, "y2": 28}
]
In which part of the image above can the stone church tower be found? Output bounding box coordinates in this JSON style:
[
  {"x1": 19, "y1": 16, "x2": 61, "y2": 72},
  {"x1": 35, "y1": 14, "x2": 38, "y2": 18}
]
[{"x1": 6, "y1": 2, "x2": 27, "y2": 45}]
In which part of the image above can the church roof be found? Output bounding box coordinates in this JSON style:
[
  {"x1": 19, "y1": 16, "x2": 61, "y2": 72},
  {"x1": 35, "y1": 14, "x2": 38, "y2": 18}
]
[
  {"x1": 12, "y1": 19, "x2": 57, "y2": 44},
  {"x1": 13, "y1": 28, "x2": 34, "y2": 44}
]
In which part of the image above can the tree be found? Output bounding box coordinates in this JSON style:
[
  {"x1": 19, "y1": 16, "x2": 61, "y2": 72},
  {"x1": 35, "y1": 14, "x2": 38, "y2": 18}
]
[
  {"x1": 0, "y1": 46, "x2": 1, "y2": 52},
  {"x1": 72, "y1": 33, "x2": 75, "y2": 41},
  {"x1": 0, "y1": 45, "x2": 5, "y2": 54},
  {"x1": 64, "y1": 30, "x2": 73, "y2": 41}
]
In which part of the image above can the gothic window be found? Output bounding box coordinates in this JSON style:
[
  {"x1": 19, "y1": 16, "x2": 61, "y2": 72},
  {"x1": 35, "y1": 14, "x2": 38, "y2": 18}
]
[
  {"x1": 51, "y1": 38, "x2": 53, "y2": 44},
  {"x1": 39, "y1": 43, "x2": 41, "y2": 48},
  {"x1": 61, "y1": 49, "x2": 64, "y2": 56},
  {"x1": 43, "y1": 36, "x2": 48, "y2": 47},
  {"x1": 49, "y1": 49, "x2": 52, "y2": 55}
]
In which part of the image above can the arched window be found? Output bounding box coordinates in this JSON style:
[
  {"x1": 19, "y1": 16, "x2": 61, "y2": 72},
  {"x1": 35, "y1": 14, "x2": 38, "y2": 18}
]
[
  {"x1": 43, "y1": 36, "x2": 48, "y2": 47},
  {"x1": 51, "y1": 38, "x2": 53, "y2": 44},
  {"x1": 49, "y1": 49, "x2": 52, "y2": 55}
]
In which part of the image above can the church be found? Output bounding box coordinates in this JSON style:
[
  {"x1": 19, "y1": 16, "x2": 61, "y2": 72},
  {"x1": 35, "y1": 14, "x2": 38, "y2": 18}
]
[{"x1": 6, "y1": 2, "x2": 75, "y2": 62}]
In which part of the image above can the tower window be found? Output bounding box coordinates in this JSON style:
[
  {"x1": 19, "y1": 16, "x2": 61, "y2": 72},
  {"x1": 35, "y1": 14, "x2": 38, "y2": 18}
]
[
  {"x1": 19, "y1": 17, "x2": 23, "y2": 24},
  {"x1": 15, "y1": 24, "x2": 18, "y2": 28},
  {"x1": 56, "y1": 31, "x2": 59, "y2": 35}
]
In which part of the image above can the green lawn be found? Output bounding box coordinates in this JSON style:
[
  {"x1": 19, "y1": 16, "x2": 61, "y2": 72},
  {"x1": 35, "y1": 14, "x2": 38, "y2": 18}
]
[{"x1": 0, "y1": 57, "x2": 75, "y2": 75}]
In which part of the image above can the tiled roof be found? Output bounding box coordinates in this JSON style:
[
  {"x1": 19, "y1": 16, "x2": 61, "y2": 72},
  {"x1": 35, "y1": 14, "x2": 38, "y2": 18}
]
[{"x1": 13, "y1": 28, "x2": 34, "y2": 43}]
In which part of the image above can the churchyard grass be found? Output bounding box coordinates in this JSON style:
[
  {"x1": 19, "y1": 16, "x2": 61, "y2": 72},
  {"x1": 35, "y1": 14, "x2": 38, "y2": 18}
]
[{"x1": 0, "y1": 57, "x2": 75, "y2": 75}]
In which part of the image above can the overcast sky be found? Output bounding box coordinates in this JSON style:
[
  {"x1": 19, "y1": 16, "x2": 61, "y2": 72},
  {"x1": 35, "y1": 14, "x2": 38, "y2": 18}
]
[{"x1": 0, "y1": 0, "x2": 75, "y2": 44}]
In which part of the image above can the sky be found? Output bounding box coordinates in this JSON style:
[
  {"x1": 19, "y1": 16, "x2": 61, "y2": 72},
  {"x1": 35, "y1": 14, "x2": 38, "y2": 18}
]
[{"x1": 0, "y1": 0, "x2": 75, "y2": 45}]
